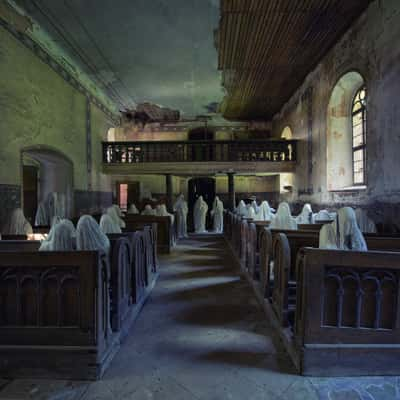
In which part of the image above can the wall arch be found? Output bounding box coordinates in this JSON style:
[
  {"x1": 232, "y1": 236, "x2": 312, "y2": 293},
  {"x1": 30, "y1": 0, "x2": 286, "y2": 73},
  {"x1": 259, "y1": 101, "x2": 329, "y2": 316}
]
[
  {"x1": 21, "y1": 146, "x2": 74, "y2": 219},
  {"x1": 280, "y1": 126, "x2": 294, "y2": 193},
  {"x1": 327, "y1": 71, "x2": 365, "y2": 190}
]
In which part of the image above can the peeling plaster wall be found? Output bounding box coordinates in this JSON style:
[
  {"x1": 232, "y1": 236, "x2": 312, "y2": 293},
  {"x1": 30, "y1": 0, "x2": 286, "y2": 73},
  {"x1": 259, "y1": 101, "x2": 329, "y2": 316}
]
[
  {"x1": 272, "y1": 0, "x2": 400, "y2": 228},
  {"x1": 0, "y1": 24, "x2": 113, "y2": 220}
]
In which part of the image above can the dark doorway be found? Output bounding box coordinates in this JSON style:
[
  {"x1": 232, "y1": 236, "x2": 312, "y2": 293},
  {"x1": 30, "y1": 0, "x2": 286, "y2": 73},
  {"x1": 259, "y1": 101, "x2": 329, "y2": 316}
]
[
  {"x1": 117, "y1": 182, "x2": 141, "y2": 211},
  {"x1": 188, "y1": 177, "x2": 216, "y2": 231},
  {"x1": 23, "y1": 165, "x2": 39, "y2": 225},
  {"x1": 188, "y1": 126, "x2": 215, "y2": 161}
]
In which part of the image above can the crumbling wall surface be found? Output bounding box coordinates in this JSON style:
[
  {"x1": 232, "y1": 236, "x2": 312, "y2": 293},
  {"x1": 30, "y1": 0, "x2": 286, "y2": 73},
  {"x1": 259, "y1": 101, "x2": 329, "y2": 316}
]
[
  {"x1": 0, "y1": 23, "x2": 113, "y2": 219},
  {"x1": 272, "y1": 0, "x2": 400, "y2": 228}
]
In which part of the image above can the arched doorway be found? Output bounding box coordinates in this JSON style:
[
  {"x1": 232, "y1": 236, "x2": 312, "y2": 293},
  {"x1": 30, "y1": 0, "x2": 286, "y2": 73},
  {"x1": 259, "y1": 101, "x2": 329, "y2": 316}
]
[
  {"x1": 22, "y1": 147, "x2": 74, "y2": 224},
  {"x1": 280, "y1": 126, "x2": 294, "y2": 195},
  {"x1": 188, "y1": 177, "x2": 216, "y2": 231}
]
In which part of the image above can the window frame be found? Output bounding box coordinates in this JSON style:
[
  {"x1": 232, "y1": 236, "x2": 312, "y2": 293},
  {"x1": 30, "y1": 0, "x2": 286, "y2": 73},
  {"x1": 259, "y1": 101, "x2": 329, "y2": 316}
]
[{"x1": 351, "y1": 86, "x2": 367, "y2": 186}]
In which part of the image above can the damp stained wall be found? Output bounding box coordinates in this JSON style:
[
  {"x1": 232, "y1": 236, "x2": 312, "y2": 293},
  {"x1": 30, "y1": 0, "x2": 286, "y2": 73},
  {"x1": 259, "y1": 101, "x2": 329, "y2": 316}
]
[
  {"x1": 271, "y1": 0, "x2": 400, "y2": 221},
  {"x1": 0, "y1": 24, "x2": 113, "y2": 212}
]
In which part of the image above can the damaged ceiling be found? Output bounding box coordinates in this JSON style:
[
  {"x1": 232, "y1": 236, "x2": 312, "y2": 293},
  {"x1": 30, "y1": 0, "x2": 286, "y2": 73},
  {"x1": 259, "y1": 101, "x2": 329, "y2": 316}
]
[
  {"x1": 216, "y1": 0, "x2": 372, "y2": 120},
  {"x1": 15, "y1": 0, "x2": 224, "y2": 117}
]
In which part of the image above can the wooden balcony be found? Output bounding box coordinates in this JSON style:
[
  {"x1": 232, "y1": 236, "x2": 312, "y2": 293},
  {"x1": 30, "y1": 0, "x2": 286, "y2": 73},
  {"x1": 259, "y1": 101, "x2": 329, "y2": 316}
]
[{"x1": 102, "y1": 140, "x2": 297, "y2": 175}]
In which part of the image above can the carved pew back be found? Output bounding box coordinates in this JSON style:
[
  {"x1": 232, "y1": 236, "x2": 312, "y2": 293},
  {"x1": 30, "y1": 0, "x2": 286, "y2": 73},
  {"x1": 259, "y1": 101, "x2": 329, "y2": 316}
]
[
  {"x1": 124, "y1": 215, "x2": 173, "y2": 253},
  {"x1": 294, "y1": 248, "x2": 400, "y2": 376},
  {"x1": 0, "y1": 250, "x2": 112, "y2": 380}
]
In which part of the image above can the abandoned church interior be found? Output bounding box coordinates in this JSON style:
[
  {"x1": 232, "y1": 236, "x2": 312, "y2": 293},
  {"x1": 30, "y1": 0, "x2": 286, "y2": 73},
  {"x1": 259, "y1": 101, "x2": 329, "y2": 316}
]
[{"x1": 1, "y1": 0, "x2": 400, "y2": 398}]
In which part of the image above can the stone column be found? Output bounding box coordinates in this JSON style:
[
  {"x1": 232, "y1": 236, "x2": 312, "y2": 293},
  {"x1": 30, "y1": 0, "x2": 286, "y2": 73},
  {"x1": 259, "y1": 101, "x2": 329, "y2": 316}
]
[
  {"x1": 227, "y1": 172, "x2": 236, "y2": 211},
  {"x1": 165, "y1": 174, "x2": 173, "y2": 212}
]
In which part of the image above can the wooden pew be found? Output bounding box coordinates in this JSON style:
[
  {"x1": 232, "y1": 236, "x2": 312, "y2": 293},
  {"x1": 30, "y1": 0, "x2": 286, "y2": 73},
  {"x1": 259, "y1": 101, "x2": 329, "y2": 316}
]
[
  {"x1": 124, "y1": 215, "x2": 174, "y2": 254},
  {"x1": 293, "y1": 248, "x2": 400, "y2": 376},
  {"x1": 0, "y1": 250, "x2": 114, "y2": 380}
]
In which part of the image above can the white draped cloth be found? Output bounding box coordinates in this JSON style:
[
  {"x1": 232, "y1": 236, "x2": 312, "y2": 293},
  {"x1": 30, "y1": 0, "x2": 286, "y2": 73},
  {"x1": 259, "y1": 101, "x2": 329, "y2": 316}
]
[
  {"x1": 76, "y1": 215, "x2": 110, "y2": 253},
  {"x1": 156, "y1": 204, "x2": 175, "y2": 224},
  {"x1": 39, "y1": 219, "x2": 76, "y2": 251},
  {"x1": 35, "y1": 202, "x2": 48, "y2": 226},
  {"x1": 142, "y1": 205, "x2": 156, "y2": 216},
  {"x1": 355, "y1": 208, "x2": 377, "y2": 233},
  {"x1": 315, "y1": 210, "x2": 332, "y2": 222},
  {"x1": 174, "y1": 194, "x2": 188, "y2": 239},
  {"x1": 251, "y1": 201, "x2": 264, "y2": 221},
  {"x1": 100, "y1": 214, "x2": 122, "y2": 234},
  {"x1": 3, "y1": 208, "x2": 33, "y2": 235},
  {"x1": 107, "y1": 205, "x2": 126, "y2": 228},
  {"x1": 194, "y1": 196, "x2": 208, "y2": 233},
  {"x1": 269, "y1": 202, "x2": 297, "y2": 230},
  {"x1": 211, "y1": 196, "x2": 224, "y2": 233},
  {"x1": 127, "y1": 204, "x2": 139, "y2": 214},
  {"x1": 236, "y1": 200, "x2": 247, "y2": 216},
  {"x1": 334, "y1": 207, "x2": 368, "y2": 251},
  {"x1": 319, "y1": 224, "x2": 338, "y2": 249},
  {"x1": 260, "y1": 201, "x2": 274, "y2": 222},
  {"x1": 246, "y1": 204, "x2": 256, "y2": 219},
  {"x1": 296, "y1": 203, "x2": 314, "y2": 224}
]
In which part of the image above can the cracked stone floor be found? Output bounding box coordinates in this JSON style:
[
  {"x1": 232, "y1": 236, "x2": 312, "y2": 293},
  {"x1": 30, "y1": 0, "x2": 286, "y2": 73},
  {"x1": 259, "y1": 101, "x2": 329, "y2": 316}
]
[{"x1": 0, "y1": 235, "x2": 399, "y2": 399}]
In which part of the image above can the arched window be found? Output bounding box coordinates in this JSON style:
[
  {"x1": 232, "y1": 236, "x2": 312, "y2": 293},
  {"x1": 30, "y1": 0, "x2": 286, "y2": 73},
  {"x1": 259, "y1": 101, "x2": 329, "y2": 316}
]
[{"x1": 351, "y1": 86, "x2": 367, "y2": 185}]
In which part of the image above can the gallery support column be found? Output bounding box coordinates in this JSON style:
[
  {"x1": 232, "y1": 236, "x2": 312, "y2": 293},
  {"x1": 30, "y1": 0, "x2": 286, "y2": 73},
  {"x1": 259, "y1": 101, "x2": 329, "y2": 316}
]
[
  {"x1": 166, "y1": 174, "x2": 173, "y2": 212},
  {"x1": 227, "y1": 172, "x2": 236, "y2": 211}
]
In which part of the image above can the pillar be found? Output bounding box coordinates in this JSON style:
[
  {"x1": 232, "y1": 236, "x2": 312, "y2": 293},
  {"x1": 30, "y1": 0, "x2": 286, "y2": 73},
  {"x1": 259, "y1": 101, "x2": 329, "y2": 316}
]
[
  {"x1": 165, "y1": 174, "x2": 173, "y2": 212},
  {"x1": 227, "y1": 172, "x2": 236, "y2": 211}
]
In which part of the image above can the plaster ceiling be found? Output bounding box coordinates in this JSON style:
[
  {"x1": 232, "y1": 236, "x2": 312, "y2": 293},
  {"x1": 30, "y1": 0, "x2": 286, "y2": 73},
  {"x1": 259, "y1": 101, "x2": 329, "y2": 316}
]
[{"x1": 17, "y1": 0, "x2": 224, "y2": 118}]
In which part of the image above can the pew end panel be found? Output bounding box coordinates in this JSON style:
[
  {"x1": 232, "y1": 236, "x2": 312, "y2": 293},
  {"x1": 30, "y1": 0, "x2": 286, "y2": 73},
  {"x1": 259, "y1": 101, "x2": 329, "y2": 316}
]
[
  {"x1": 294, "y1": 248, "x2": 400, "y2": 376},
  {"x1": 0, "y1": 251, "x2": 117, "y2": 380}
]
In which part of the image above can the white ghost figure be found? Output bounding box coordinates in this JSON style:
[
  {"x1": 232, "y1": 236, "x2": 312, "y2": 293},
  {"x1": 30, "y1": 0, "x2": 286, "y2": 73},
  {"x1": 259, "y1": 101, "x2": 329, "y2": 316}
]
[
  {"x1": 100, "y1": 214, "x2": 122, "y2": 234},
  {"x1": 355, "y1": 208, "x2": 377, "y2": 234},
  {"x1": 260, "y1": 201, "x2": 274, "y2": 222},
  {"x1": 157, "y1": 204, "x2": 174, "y2": 224},
  {"x1": 174, "y1": 194, "x2": 188, "y2": 239},
  {"x1": 236, "y1": 200, "x2": 247, "y2": 216},
  {"x1": 296, "y1": 203, "x2": 314, "y2": 224},
  {"x1": 39, "y1": 219, "x2": 76, "y2": 251},
  {"x1": 211, "y1": 196, "x2": 224, "y2": 233},
  {"x1": 319, "y1": 223, "x2": 338, "y2": 249},
  {"x1": 314, "y1": 210, "x2": 332, "y2": 222},
  {"x1": 333, "y1": 207, "x2": 367, "y2": 251},
  {"x1": 269, "y1": 202, "x2": 297, "y2": 230},
  {"x1": 128, "y1": 204, "x2": 139, "y2": 214},
  {"x1": 76, "y1": 215, "x2": 110, "y2": 253},
  {"x1": 194, "y1": 196, "x2": 208, "y2": 233},
  {"x1": 3, "y1": 208, "x2": 33, "y2": 235},
  {"x1": 141, "y1": 204, "x2": 156, "y2": 216},
  {"x1": 107, "y1": 205, "x2": 126, "y2": 228}
]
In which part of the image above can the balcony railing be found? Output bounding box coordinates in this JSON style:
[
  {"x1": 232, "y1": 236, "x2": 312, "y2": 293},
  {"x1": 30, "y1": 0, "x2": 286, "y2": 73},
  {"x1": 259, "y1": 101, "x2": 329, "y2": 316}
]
[{"x1": 102, "y1": 140, "x2": 297, "y2": 164}]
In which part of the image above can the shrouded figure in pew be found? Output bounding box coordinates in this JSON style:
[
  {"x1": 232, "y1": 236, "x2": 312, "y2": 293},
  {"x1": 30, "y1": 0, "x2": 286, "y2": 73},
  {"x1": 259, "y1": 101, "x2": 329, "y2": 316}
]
[
  {"x1": 2, "y1": 208, "x2": 33, "y2": 235},
  {"x1": 174, "y1": 194, "x2": 188, "y2": 239},
  {"x1": 100, "y1": 214, "x2": 122, "y2": 234},
  {"x1": 355, "y1": 207, "x2": 377, "y2": 233},
  {"x1": 236, "y1": 200, "x2": 247, "y2": 217},
  {"x1": 142, "y1": 204, "x2": 156, "y2": 216},
  {"x1": 107, "y1": 205, "x2": 126, "y2": 228},
  {"x1": 194, "y1": 196, "x2": 208, "y2": 233},
  {"x1": 156, "y1": 204, "x2": 175, "y2": 224},
  {"x1": 319, "y1": 207, "x2": 367, "y2": 251},
  {"x1": 39, "y1": 219, "x2": 76, "y2": 251},
  {"x1": 295, "y1": 203, "x2": 314, "y2": 224},
  {"x1": 211, "y1": 196, "x2": 224, "y2": 233},
  {"x1": 269, "y1": 202, "x2": 297, "y2": 230},
  {"x1": 260, "y1": 200, "x2": 274, "y2": 222},
  {"x1": 76, "y1": 215, "x2": 110, "y2": 253},
  {"x1": 127, "y1": 203, "x2": 139, "y2": 214}
]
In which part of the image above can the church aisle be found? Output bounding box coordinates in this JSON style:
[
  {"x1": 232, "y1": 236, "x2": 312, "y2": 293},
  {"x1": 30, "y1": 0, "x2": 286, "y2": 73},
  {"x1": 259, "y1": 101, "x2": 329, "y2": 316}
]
[{"x1": 1, "y1": 235, "x2": 399, "y2": 399}]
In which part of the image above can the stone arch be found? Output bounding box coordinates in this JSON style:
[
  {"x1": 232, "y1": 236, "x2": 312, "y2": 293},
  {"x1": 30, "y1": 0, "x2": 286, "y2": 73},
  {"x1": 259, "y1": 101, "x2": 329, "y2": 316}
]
[
  {"x1": 21, "y1": 145, "x2": 74, "y2": 219},
  {"x1": 280, "y1": 126, "x2": 294, "y2": 193},
  {"x1": 327, "y1": 71, "x2": 365, "y2": 190}
]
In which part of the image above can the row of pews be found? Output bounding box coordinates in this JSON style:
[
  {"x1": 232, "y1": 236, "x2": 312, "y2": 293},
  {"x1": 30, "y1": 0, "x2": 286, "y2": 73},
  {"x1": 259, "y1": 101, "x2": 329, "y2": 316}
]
[
  {"x1": 0, "y1": 224, "x2": 158, "y2": 380},
  {"x1": 224, "y1": 211, "x2": 400, "y2": 376}
]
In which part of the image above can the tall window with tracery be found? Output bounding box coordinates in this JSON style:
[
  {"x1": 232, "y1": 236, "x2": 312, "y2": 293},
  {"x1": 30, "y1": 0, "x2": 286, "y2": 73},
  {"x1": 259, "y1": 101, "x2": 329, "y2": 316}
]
[{"x1": 352, "y1": 86, "x2": 367, "y2": 185}]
